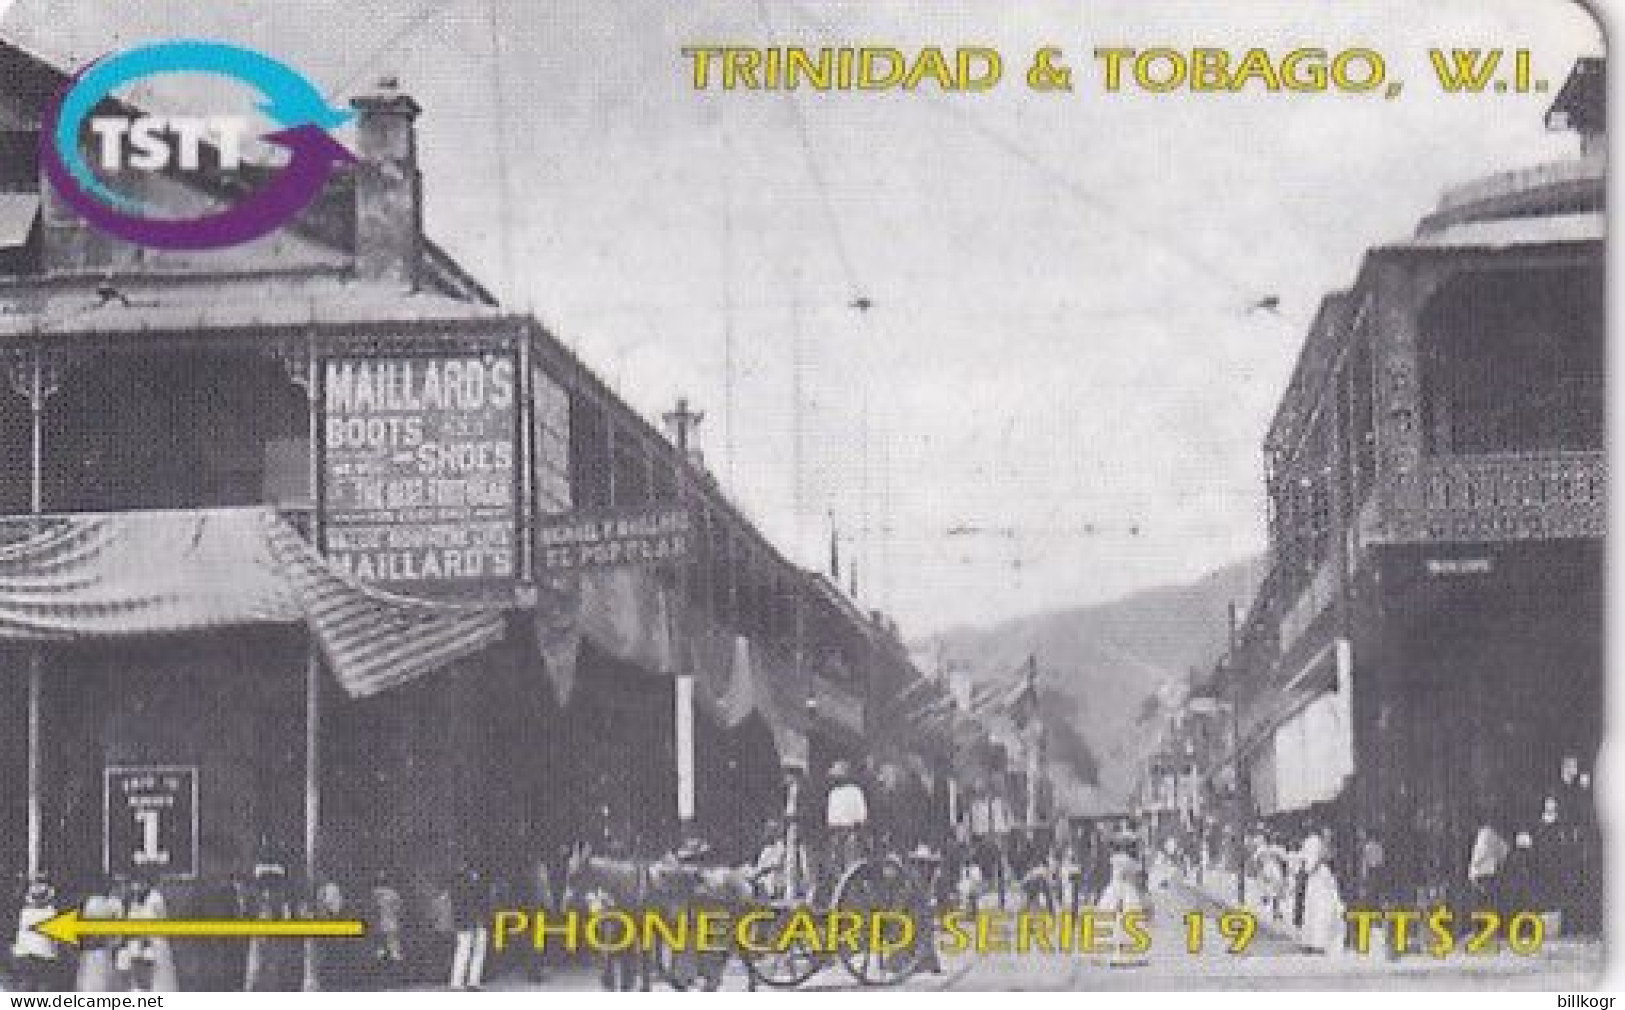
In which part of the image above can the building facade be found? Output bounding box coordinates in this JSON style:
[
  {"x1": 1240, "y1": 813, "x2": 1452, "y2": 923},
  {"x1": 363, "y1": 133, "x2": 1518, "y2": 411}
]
[
  {"x1": 0, "y1": 40, "x2": 972, "y2": 987},
  {"x1": 1222, "y1": 59, "x2": 1604, "y2": 920}
]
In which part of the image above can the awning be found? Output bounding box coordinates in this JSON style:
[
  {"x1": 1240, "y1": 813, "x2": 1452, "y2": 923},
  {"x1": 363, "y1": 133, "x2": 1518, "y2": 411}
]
[
  {"x1": 532, "y1": 567, "x2": 675, "y2": 703},
  {"x1": 1207, "y1": 639, "x2": 1354, "y2": 814},
  {"x1": 262, "y1": 513, "x2": 507, "y2": 698},
  {"x1": 0, "y1": 508, "x2": 506, "y2": 698},
  {"x1": 715, "y1": 633, "x2": 763, "y2": 727},
  {"x1": 708, "y1": 633, "x2": 811, "y2": 769},
  {"x1": 580, "y1": 567, "x2": 673, "y2": 675},
  {"x1": 0, "y1": 193, "x2": 39, "y2": 249},
  {"x1": 0, "y1": 509, "x2": 297, "y2": 637},
  {"x1": 1208, "y1": 637, "x2": 1348, "y2": 782},
  {"x1": 529, "y1": 562, "x2": 818, "y2": 768}
]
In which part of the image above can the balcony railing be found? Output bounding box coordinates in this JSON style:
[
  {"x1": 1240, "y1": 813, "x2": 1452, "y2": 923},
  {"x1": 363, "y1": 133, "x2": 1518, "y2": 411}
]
[{"x1": 1401, "y1": 451, "x2": 1605, "y2": 541}]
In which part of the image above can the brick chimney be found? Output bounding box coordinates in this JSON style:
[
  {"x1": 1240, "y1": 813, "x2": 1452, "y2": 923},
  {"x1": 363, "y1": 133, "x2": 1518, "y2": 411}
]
[{"x1": 350, "y1": 78, "x2": 422, "y2": 289}]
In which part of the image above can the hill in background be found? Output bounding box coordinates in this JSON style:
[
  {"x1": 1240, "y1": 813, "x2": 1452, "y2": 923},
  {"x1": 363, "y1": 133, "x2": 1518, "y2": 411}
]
[{"x1": 919, "y1": 556, "x2": 1265, "y2": 809}]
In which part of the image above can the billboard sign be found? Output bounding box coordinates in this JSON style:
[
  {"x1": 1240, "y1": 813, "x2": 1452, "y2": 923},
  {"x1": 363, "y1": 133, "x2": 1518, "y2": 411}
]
[
  {"x1": 536, "y1": 506, "x2": 693, "y2": 572},
  {"x1": 320, "y1": 352, "x2": 519, "y2": 601}
]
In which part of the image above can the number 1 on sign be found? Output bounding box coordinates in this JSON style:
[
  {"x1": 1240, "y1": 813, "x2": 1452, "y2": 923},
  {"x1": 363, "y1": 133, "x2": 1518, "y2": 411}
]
[{"x1": 134, "y1": 809, "x2": 168, "y2": 866}]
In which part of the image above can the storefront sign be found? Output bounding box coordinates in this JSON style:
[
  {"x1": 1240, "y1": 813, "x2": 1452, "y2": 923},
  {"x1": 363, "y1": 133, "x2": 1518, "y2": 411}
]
[
  {"x1": 320, "y1": 352, "x2": 519, "y2": 601},
  {"x1": 1425, "y1": 557, "x2": 1494, "y2": 576},
  {"x1": 104, "y1": 765, "x2": 198, "y2": 879},
  {"x1": 536, "y1": 506, "x2": 692, "y2": 572}
]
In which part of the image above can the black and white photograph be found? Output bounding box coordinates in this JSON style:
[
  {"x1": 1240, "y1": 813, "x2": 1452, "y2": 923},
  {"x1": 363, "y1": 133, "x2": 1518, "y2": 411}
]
[{"x1": 0, "y1": 0, "x2": 1609, "y2": 994}]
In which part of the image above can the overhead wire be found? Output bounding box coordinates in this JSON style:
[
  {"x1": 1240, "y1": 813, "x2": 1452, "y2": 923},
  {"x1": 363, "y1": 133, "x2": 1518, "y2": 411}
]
[
  {"x1": 748, "y1": 0, "x2": 866, "y2": 305},
  {"x1": 324, "y1": 0, "x2": 462, "y2": 102},
  {"x1": 767, "y1": 0, "x2": 1308, "y2": 331},
  {"x1": 481, "y1": 0, "x2": 518, "y2": 302}
]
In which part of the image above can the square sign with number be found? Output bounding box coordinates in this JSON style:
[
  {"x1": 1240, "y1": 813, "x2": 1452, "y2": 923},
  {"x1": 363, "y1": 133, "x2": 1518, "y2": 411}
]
[{"x1": 104, "y1": 766, "x2": 198, "y2": 880}]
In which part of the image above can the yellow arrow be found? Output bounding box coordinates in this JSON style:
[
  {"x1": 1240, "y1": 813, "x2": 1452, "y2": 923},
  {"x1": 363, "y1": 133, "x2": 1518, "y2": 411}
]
[{"x1": 34, "y1": 909, "x2": 367, "y2": 946}]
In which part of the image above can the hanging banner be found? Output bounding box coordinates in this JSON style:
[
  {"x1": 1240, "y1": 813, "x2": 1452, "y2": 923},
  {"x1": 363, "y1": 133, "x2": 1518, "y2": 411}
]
[
  {"x1": 319, "y1": 352, "x2": 520, "y2": 602},
  {"x1": 811, "y1": 674, "x2": 866, "y2": 737}
]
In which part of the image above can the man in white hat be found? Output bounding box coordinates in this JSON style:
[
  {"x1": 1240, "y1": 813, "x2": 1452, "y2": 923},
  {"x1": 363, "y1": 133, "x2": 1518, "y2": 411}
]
[{"x1": 825, "y1": 761, "x2": 870, "y2": 872}]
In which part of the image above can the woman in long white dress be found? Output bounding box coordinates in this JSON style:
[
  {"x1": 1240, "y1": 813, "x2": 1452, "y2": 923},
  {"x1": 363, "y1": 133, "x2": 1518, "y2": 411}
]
[
  {"x1": 1297, "y1": 834, "x2": 1346, "y2": 954},
  {"x1": 74, "y1": 879, "x2": 126, "y2": 991},
  {"x1": 123, "y1": 881, "x2": 180, "y2": 992},
  {"x1": 1096, "y1": 830, "x2": 1149, "y2": 965},
  {"x1": 1097, "y1": 849, "x2": 1144, "y2": 911}
]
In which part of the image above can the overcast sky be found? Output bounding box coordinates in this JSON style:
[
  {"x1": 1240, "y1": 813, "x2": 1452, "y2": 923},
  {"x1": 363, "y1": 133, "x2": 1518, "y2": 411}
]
[{"x1": 1, "y1": 0, "x2": 1603, "y2": 637}]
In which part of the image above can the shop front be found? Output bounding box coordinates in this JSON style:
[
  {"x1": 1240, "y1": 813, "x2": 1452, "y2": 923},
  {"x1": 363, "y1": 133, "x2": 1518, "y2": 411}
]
[{"x1": 1366, "y1": 540, "x2": 1604, "y2": 913}]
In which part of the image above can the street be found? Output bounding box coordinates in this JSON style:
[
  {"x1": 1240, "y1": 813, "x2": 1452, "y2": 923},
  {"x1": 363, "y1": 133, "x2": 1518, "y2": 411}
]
[{"x1": 475, "y1": 877, "x2": 1605, "y2": 992}]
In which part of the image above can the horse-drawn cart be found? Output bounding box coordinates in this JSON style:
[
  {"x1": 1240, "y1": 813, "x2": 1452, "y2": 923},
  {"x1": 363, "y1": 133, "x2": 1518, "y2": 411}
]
[
  {"x1": 738, "y1": 850, "x2": 933, "y2": 988},
  {"x1": 565, "y1": 834, "x2": 936, "y2": 990}
]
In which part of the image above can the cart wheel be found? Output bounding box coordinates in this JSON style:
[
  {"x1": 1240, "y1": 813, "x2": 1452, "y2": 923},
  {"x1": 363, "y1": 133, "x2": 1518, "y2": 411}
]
[
  {"x1": 831, "y1": 857, "x2": 924, "y2": 986},
  {"x1": 738, "y1": 903, "x2": 824, "y2": 989}
]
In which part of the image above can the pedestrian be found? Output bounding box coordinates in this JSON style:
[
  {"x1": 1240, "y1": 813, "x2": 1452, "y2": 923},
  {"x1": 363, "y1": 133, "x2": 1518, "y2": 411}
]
[
  {"x1": 825, "y1": 761, "x2": 870, "y2": 871},
  {"x1": 1297, "y1": 834, "x2": 1346, "y2": 954},
  {"x1": 1015, "y1": 829, "x2": 1055, "y2": 912},
  {"x1": 1095, "y1": 827, "x2": 1144, "y2": 912},
  {"x1": 1057, "y1": 832, "x2": 1084, "y2": 919},
  {"x1": 448, "y1": 864, "x2": 490, "y2": 991},
  {"x1": 1545, "y1": 755, "x2": 1600, "y2": 934},
  {"x1": 1290, "y1": 826, "x2": 1321, "y2": 928},
  {"x1": 905, "y1": 844, "x2": 944, "y2": 974},
  {"x1": 750, "y1": 819, "x2": 809, "y2": 901},
  {"x1": 989, "y1": 802, "x2": 1014, "y2": 908},
  {"x1": 1502, "y1": 831, "x2": 1537, "y2": 914},
  {"x1": 967, "y1": 830, "x2": 999, "y2": 911},
  {"x1": 368, "y1": 871, "x2": 405, "y2": 989},
  {"x1": 244, "y1": 862, "x2": 299, "y2": 991},
  {"x1": 1467, "y1": 816, "x2": 1510, "y2": 918},
  {"x1": 75, "y1": 875, "x2": 127, "y2": 992},
  {"x1": 527, "y1": 855, "x2": 562, "y2": 981},
  {"x1": 1156, "y1": 833, "x2": 1183, "y2": 890},
  {"x1": 313, "y1": 881, "x2": 364, "y2": 991},
  {"x1": 954, "y1": 838, "x2": 984, "y2": 914},
  {"x1": 427, "y1": 874, "x2": 457, "y2": 981},
  {"x1": 1095, "y1": 828, "x2": 1148, "y2": 966},
  {"x1": 1257, "y1": 832, "x2": 1288, "y2": 922},
  {"x1": 1357, "y1": 829, "x2": 1388, "y2": 908},
  {"x1": 197, "y1": 874, "x2": 248, "y2": 991},
  {"x1": 121, "y1": 878, "x2": 179, "y2": 992},
  {"x1": 1084, "y1": 824, "x2": 1112, "y2": 906},
  {"x1": 11, "y1": 874, "x2": 60, "y2": 992}
]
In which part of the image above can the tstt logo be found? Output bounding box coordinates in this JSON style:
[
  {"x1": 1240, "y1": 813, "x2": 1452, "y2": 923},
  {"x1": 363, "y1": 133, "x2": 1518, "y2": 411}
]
[
  {"x1": 42, "y1": 40, "x2": 355, "y2": 250},
  {"x1": 87, "y1": 115, "x2": 248, "y2": 173}
]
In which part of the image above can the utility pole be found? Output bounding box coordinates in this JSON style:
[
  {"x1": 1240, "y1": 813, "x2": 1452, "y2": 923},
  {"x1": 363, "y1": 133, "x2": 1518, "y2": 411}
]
[
  {"x1": 1227, "y1": 600, "x2": 1245, "y2": 906},
  {"x1": 23, "y1": 339, "x2": 48, "y2": 884},
  {"x1": 663, "y1": 397, "x2": 705, "y2": 459},
  {"x1": 663, "y1": 398, "x2": 704, "y2": 830}
]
